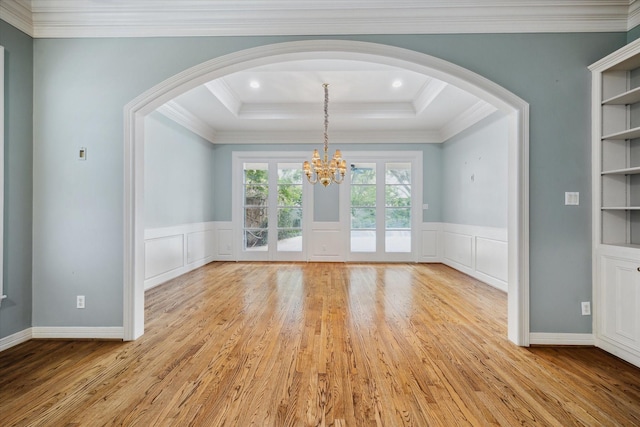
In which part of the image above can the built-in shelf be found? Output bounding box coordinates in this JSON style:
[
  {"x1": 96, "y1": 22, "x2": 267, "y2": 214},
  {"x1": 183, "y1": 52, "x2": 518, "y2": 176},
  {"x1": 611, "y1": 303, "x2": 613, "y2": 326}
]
[
  {"x1": 602, "y1": 126, "x2": 640, "y2": 140},
  {"x1": 602, "y1": 166, "x2": 640, "y2": 175},
  {"x1": 591, "y1": 38, "x2": 640, "y2": 369},
  {"x1": 602, "y1": 206, "x2": 640, "y2": 210},
  {"x1": 601, "y1": 242, "x2": 640, "y2": 250},
  {"x1": 603, "y1": 86, "x2": 640, "y2": 105}
]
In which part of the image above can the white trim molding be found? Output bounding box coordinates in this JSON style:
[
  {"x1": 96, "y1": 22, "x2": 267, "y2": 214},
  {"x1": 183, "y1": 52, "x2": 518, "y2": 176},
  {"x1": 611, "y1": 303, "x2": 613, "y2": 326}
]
[
  {"x1": 31, "y1": 327, "x2": 124, "y2": 340},
  {"x1": 0, "y1": 0, "x2": 33, "y2": 36},
  {"x1": 0, "y1": 327, "x2": 125, "y2": 351},
  {"x1": 0, "y1": 328, "x2": 32, "y2": 352},
  {"x1": 1, "y1": 1, "x2": 635, "y2": 38},
  {"x1": 529, "y1": 333, "x2": 595, "y2": 346},
  {"x1": 156, "y1": 101, "x2": 218, "y2": 144},
  {"x1": 0, "y1": 46, "x2": 4, "y2": 307}
]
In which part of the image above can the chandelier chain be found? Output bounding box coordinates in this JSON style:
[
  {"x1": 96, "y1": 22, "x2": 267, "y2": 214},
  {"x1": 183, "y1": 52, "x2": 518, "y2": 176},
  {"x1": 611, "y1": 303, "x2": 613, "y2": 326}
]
[{"x1": 302, "y1": 83, "x2": 347, "y2": 187}]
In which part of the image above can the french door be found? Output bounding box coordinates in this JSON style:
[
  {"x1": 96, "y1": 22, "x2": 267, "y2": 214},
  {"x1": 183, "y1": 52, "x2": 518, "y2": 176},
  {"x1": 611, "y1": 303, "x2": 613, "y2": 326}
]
[
  {"x1": 233, "y1": 153, "x2": 310, "y2": 261},
  {"x1": 342, "y1": 153, "x2": 421, "y2": 262}
]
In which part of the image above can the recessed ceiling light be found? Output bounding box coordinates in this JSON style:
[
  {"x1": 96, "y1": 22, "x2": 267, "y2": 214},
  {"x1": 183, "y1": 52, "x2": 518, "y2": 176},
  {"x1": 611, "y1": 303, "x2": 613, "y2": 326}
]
[
  {"x1": 249, "y1": 80, "x2": 260, "y2": 89},
  {"x1": 392, "y1": 79, "x2": 403, "y2": 88}
]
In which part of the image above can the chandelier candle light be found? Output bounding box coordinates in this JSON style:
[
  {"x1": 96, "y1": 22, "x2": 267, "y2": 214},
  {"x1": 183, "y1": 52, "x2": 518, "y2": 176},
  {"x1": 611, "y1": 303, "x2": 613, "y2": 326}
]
[{"x1": 303, "y1": 83, "x2": 347, "y2": 186}]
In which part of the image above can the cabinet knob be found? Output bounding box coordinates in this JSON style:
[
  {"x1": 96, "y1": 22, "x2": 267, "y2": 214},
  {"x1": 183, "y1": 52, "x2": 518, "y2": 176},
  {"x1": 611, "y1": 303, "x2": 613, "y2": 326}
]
[{"x1": 637, "y1": 267, "x2": 640, "y2": 272}]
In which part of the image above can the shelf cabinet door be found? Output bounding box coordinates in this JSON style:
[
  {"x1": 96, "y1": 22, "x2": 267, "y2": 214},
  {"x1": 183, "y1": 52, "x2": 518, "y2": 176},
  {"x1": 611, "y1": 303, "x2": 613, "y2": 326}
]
[{"x1": 599, "y1": 255, "x2": 640, "y2": 350}]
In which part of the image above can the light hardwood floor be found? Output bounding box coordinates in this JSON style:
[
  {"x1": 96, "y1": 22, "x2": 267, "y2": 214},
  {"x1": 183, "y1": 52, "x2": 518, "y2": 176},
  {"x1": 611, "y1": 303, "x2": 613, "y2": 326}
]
[{"x1": 1, "y1": 262, "x2": 640, "y2": 426}]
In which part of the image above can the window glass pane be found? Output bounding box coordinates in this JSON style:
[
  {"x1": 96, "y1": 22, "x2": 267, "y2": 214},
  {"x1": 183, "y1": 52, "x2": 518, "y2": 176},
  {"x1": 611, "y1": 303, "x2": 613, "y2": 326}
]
[
  {"x1": 386, "y1": 230, "x2": 411, "y2": 253},
  {"x1": 351, "y1": 185, "x2": 376, "y2": 207},
  {"x1": 278, "y1": 185, "x2": 302, "y2": 207},
  {"x1": 385, "y1": 163, "x2": 411, "y2": 184},
  {"x1": 244, "y1": 230, "x2": 268, "y2": 251},
  {"x1": 245, "y1": 185, "x2": 268, "y2": 205},
  {"x1": 244, "y1": 164, "x2": 269, "y2": 184},
  {"x1": 245, "y1": 207, "x2": 268, "y2": 228},
  {"x1": 278, "y1": 229, "x2": 302, "y2": 252},
  {"x1": 278, "y1": 166, "x2": 302, "y2": 184},
  {"x1": 351, "y1": 230, "x2": 376, "y2": 252},
  {"x1": 352, "y1": 207, "x2": 376, "y2": 229},
  {"x1": 385, "y1": 208, "x2": 411, "y2": 228},
  {"x1": 350, "y1": 163, "x2": 376, "y2": 184},
  {"x1": 278, "y1": 208, "x2": 302, "y2": 228},
  {"x1": 385, "y1": 185, "x2": 411, "y2": 207}
]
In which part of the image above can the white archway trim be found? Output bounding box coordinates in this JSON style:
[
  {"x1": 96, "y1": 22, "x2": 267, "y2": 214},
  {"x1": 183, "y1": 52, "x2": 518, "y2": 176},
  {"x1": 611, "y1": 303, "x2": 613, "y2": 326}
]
[
  {"x1": 0, "y1": 46, "x2": 5, "y2": 307},
  {"x1": 123, "y1": 40, "x2": 530, "y2": 345}
]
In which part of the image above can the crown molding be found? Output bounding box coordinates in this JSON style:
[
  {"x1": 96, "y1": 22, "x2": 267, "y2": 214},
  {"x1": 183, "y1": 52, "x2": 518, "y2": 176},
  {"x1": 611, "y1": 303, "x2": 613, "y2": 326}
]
[
  {"x1": 205, "y1": 80, "x2": 241, "y2": 117},
  {"x1": 156, "y1": 101, "x2": 218, "y2": 143},
  {"x1": 0, "y1": 0, "x2": 33, "y2": 37},
  {"x1": 0, "y1": 1, "x2": 633, "y2": 39},
  {"x1": 413, "y1": 79, "x2": 448, "y2": 115},
  {"x1": 213, "y1": 129, "x2": 443, "y2": 145},
  {"x1": 628, "y1": 0, "x2": 640, "y2": 30},
  {"x1": 439, "y1": 101, "x2": 498, "y2": 142},
  {"x1": 237, "y1": 102, "x2": 417, "y2": 120}
]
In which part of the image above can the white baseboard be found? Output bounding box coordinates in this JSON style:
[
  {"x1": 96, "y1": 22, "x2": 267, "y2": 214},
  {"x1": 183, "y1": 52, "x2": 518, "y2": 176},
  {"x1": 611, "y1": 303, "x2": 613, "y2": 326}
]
[
  {"x1": 31, "y1": 327, "x2": 124, "y2": 340},
  {"x1": 529, "y1": 333, "x2": 595, "y2": 346},
  {"x1": 0, "y1": 328, "x2": 32, "y2": 352}
]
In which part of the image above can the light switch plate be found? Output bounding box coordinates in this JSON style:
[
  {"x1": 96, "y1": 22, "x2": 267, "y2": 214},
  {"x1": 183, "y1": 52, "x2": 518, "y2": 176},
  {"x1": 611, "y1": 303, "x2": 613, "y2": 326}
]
[{"x1": 565, "y1": 192, "x2": 579, "y2": 205}]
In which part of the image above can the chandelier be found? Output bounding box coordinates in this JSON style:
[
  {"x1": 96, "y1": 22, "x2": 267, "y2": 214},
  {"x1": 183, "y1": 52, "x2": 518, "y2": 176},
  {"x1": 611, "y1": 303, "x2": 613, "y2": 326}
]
[{"x1": 303, "y1": 83, "x2": 347, "y2": 186}]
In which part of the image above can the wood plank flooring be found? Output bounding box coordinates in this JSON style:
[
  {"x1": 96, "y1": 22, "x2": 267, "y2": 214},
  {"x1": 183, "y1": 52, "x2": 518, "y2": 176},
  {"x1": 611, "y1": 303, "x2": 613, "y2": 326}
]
[{"x1": 1, "y1": 262, "x2": 640, "y2": 425}]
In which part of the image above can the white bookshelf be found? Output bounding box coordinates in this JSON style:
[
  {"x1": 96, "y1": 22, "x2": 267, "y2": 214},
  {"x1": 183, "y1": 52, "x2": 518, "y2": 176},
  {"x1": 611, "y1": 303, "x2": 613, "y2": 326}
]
[{"x1": 590, "y1": 38, "x2": 640, "y2": 368}]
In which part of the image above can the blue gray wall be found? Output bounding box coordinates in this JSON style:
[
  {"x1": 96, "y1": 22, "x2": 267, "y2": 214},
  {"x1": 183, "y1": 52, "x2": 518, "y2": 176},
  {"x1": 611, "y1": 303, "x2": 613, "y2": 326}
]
[
  {"x1": 24, "y1": 33, "x2": 626, "y2": 333},
  {"x1": 0, "y1": 22, "x2": 33, "y2": 339},
  {"x1": 144, "y1": 112, "x2": 216, "y2": 228},
  {"x1": 442, "y1": 111, "x2": 508, "y2": 228}
]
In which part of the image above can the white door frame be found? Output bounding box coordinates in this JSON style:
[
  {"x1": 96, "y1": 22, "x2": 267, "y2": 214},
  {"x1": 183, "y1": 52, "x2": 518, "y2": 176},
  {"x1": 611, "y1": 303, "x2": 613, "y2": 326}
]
[
  {"x1": 339, "y1": 151, "x2": 423, "y2": 262},
  {"x1": 124, "y1": 40, "x2": 529, "y2": 345},
  {"x1": 231, "y1": 151, "x2": 312, "y2": 262}
]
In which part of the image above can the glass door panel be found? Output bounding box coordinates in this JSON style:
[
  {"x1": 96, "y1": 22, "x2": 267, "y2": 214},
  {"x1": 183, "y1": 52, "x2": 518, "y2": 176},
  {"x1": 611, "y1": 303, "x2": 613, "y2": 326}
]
[
  {"x1": 350, "y1": 163, "x2": 376, "y2": 252},
  {"x1": 385, "y1": 163, "x2": 411, "y2": 253},
  {"x1": 347, "y1": 158, "x2": 415, "y2": 261},
  {"x1": 243, "y1": 163, "x2": 269, "y2": 252},
  {"x1": 277, "y1": 164, "x2": 303, "y2": 253}
]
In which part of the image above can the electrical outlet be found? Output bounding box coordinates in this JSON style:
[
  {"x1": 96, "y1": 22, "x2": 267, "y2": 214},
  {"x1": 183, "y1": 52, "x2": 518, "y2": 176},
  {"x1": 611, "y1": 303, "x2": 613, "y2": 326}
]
[
  {"x1": 77, "y1": 295, "x2": 85, "y2": 309},
  {"x1": 581, "y1": 301, "x2": 591, "y2": 316}
]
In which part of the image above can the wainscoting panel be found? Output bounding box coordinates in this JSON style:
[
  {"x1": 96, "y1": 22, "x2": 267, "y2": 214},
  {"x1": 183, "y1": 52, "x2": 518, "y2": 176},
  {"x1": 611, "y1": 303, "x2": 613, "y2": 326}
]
[
  {"x1": 187, "y1": 230, "x2": 215, "y2": 265},
  {"x1": 475, "y1": 237, "x2": 508, "y2": 284},
  {"x1": 443, "y1": 231, "x2": 473, "y2": 268},
  {"x1": 144, "y1": 222, "x2": 217, "y2": 290},
  {"x1": 437, "y1": 223, "x2": 508, "y2": 292},
  {"x1": 145, "y1": 235, "x2": 184, "y2": 280},
  {"x1": 309, "y1": 222, "x2": 344, "y2": 262},
  {"x1": 215, "y1": 223, "x2": 233, "y2": 259},
  {"x1": 419, "y1": 222, "x2": 441, "y2": 262}
]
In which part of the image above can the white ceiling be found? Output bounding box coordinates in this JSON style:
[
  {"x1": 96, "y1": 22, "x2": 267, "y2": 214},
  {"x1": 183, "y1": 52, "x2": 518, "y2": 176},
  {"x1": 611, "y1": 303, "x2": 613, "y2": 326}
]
[{"x1": 158, "y1": 59, "x2": 497, "y2": 145}]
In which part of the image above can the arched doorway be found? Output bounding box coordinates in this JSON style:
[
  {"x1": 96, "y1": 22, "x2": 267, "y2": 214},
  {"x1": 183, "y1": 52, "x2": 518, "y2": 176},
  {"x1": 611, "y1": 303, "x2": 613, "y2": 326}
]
[{"x1": 123, "y1": 40, "x2": 529, "y2": 345}]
